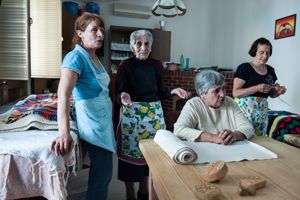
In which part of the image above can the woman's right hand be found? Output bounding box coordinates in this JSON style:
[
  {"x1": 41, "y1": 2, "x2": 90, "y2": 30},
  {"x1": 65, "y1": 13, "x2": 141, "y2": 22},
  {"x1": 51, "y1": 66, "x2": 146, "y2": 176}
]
[
  {"x1": 256, "y1": 83, "x2": 272, "y2": 94},
  {"x1": 50, "y1": 132, "x2": 74, "y2": 156},
  {"x1": 120, "y1": 92, "x2": 133, "y2": 106}
]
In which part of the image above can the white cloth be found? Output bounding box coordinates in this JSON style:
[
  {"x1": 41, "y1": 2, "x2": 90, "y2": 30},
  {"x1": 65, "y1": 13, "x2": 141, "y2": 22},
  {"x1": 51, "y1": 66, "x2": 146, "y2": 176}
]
[
  {"x1": 154, "y1": 130, "x2": 197, "y2": 164},
  {"x1": 0, "y1": 130, "x2": 78, "y2": 172},
  {"x1": 0, "y1": 130, "x2": 78, "y2": 200},
  {"x1": 154, "y1": 130, "x2": 277, "y2": 164},
  {"x1": 75, "y1": 96, "x2": 116, "y2": 153}
]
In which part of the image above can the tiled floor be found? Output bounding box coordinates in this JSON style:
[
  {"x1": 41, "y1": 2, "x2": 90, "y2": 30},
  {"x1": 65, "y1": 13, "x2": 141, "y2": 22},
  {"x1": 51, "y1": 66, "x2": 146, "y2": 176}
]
[
  {"x1": 67, "y1": 154, "x2": 128, "y2": 200},
  {"x1": 20, "y1": 155, "x2": 129, "y2": 200}
]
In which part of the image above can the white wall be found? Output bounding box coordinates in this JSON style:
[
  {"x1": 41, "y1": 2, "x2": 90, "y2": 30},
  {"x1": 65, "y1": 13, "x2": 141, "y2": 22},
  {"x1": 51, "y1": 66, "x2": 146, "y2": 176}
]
[
  {"x1": 228, "y1": 0, "x2": 300, "y2": 114},
  {"x1": 96, "y1": 0, "x2": 300, "y2": 114}
]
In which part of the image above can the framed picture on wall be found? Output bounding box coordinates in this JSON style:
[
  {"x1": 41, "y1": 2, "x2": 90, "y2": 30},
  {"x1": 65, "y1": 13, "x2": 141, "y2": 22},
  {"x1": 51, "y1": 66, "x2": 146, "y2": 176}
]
[{"x1": 275, "y1": 14, "x2": 296, "y2": 40}]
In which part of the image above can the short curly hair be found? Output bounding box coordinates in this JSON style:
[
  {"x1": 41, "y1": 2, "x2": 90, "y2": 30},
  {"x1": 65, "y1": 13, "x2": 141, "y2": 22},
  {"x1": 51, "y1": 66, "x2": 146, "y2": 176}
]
[
  {"x1": 248, "y1": 37, "x2": 272, "y2": 57},
  {"x1": 194, "y1": 70, "x2": 226, "y2": 96}
]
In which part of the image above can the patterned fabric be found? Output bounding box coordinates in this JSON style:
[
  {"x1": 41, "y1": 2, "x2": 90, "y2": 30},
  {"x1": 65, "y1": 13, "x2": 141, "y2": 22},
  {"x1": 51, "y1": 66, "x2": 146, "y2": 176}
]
[
  {"x1": 5, "y1": 93, "x2": 59, "y2": 124},
  {"x1": 235, "y1": 96, "x2": 268, "y2": 136},
  {"x1": 117, "y1": 101, "x2": 166, "y2": 165},
  {"x1": 267, "y1": 110, "x2": 298, "y2": 134},
  {"x1": 283, "y1": 134, "x2": 300, "y2": 148},
  {"x1": 0, "y1": 94, "x2": 76, "y2": 132},
  {"x1": 269, "y1": 115, "x2": 300, "y2": 141}
]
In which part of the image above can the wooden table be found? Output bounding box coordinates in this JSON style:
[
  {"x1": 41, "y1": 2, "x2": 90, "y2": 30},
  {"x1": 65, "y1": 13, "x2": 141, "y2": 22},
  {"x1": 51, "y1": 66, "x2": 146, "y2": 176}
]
[{"x1": 139, "y1": 136, "x2": 300, "y2": 200}]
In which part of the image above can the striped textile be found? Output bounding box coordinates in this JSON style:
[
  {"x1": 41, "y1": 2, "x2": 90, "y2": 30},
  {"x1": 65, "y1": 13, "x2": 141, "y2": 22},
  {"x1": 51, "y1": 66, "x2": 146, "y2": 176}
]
[
  {"x1": 0, "y1": 93, "x2": 76, "y2": 132},
  {"x1": 6, "y1": 93, "x2": 59, "y2": 124}
]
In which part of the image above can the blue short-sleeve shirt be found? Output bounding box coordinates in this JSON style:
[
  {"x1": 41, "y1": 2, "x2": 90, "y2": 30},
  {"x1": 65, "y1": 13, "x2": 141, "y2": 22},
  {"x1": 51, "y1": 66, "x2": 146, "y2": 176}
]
[{"x1": 62, "y1": 45, "x2": 102, "y2": 100}]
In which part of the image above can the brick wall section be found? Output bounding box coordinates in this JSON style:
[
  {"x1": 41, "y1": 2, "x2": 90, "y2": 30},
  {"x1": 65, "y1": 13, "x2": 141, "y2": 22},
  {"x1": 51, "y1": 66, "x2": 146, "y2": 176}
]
[{"x1": 162, "y1": 70, "x2": 234, "y2": 112}]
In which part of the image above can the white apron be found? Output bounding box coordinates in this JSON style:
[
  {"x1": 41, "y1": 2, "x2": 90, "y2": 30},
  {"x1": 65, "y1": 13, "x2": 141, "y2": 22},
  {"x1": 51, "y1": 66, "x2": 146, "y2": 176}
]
[{"x1": 74, "y1": 46, "x2": 115, "y2": 153}]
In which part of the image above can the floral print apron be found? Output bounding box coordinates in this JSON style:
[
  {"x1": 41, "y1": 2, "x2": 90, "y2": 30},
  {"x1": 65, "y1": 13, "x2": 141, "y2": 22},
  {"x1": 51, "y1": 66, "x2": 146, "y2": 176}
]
[
  {"x1": 235, "y1": 96, "x2": 268, "y2": 136},
  {"x1": 117, "y1": 101, "x2": 166, "y2": 165}
]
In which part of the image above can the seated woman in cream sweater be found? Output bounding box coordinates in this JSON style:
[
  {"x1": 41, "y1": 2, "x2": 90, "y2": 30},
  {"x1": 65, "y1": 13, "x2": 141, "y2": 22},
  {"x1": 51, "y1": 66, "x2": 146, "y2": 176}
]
[{"x1": 174, "y1": 70, "x2": 254, "y2": 145}]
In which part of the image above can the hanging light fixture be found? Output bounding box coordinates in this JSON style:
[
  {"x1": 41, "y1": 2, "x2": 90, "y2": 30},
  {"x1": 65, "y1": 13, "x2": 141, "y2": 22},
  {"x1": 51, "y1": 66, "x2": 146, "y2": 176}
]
[{"x1": 151, "y1": 0, "x2": 186, "y2": 18}]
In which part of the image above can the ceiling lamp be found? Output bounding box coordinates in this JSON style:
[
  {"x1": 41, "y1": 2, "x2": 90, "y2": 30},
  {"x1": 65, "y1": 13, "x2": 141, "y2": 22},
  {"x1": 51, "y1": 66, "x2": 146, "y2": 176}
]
[{"x1": 151, "y1": 0, "x2": 186, "y2": 18}]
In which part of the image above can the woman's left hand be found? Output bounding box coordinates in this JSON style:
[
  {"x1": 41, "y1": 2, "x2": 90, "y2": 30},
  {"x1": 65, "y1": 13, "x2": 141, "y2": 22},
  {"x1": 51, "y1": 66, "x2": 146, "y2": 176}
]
[{"x1": 171, "y1": 88, "x2": 191, "y2": 99}]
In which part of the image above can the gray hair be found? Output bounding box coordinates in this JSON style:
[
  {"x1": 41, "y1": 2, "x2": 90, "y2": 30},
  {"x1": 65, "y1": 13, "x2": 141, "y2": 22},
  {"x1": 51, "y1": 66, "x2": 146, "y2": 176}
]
[
  {"x1": 130, "y1": 29, "x2": 153, "y2": 50},
  {"x1": 194, "y1": 70, "x2": 226, "y2": 95}
]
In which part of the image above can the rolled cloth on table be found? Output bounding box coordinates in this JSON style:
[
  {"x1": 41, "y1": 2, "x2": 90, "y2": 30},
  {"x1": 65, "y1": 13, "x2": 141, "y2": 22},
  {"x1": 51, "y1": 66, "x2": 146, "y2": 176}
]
[{"x1": 154, "y1": 129, "x2": 197, "y2": 164}]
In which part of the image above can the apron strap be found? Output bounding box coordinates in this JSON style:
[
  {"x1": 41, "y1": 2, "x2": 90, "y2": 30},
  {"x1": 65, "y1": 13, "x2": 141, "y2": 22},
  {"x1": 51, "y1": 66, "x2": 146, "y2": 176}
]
[{"x1": 76, "y1": 45, "x2": 105, "y2": 87}]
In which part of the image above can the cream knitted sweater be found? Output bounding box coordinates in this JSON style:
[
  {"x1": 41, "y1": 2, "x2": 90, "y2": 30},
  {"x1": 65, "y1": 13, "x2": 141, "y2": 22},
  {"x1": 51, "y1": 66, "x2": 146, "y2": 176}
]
[{"x1": 174, "y1": 96, "x2": 254, "y2": 141}]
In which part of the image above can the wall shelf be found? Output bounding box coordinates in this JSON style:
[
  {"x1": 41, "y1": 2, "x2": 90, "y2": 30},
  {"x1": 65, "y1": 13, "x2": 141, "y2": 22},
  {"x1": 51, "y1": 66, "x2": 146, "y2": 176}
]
[
  {"x1": 111, "y1": 43, "x2": 131, "y2": 51},
  {"x1": 111, "y1": 56, "x2": 130, "y2": 61}
]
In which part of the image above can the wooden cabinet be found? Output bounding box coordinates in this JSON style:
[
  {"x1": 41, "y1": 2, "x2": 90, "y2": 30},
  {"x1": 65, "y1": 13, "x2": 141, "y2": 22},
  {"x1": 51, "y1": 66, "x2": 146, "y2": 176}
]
[
  {"x1": 30, "y1": 0, "x2": 61, "y2": 79},
  {"x1": 151, "y1": 29, "x2": 171, "y2": 62},
  {"x1": 32, "y1": 3, "x2": 106, "y2": 94},
  {"x1": 109, "y1": 26, "x2": 139, "y2": 75},
  {"x1": 108, "y1": 26, "x2": 140, "y2": 103},
  {"x1": 0, "y1": 80, "x2": 27, "y2": 105},
  {"x1": 0, "y1": 0, "x2": 29, "y2": 103},
  {"x1": 62, "y1": 5, "x2": 77, "y2": 55}
]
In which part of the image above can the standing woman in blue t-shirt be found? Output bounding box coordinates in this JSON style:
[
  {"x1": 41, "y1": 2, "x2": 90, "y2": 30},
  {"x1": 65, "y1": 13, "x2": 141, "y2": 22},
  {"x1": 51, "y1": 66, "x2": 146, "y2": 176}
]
[
  {"x1": 233, "y1": 37, "x2": 286, "y2": 136},
  {"x1": 51, "y1": 13, "x2": 115, "y2": 200}
]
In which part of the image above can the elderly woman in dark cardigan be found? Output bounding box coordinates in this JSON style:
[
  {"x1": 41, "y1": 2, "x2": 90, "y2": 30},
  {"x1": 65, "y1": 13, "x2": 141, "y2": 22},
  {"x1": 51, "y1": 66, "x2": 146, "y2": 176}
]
[{"x1": 115, "y1": 29, "x2": 190, "y2": 200}]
